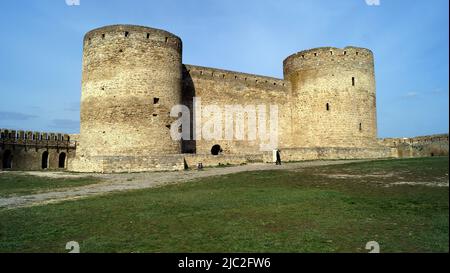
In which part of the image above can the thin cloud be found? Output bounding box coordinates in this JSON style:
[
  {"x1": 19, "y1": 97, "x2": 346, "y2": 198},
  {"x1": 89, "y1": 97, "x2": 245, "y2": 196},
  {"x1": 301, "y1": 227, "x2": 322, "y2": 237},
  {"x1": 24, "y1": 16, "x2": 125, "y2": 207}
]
[
  {"x1": 403, "y1": 92, "x2": 419, "y2": 98},
  {"x1": 398, "y1": 92, "x2": 419, "y2": 99},
  {"x1": 64, "y1": 102, "x2": 80, "y2": 112},
  {"x1": 430, "y1": 88, "x2": 448, "y2": 96},
  {"x1": 49, "y1": 119, "x2": 80, "y2": 132},
  {"x1": 0, "y1": 111, "x2": 37, "y2": 121}
]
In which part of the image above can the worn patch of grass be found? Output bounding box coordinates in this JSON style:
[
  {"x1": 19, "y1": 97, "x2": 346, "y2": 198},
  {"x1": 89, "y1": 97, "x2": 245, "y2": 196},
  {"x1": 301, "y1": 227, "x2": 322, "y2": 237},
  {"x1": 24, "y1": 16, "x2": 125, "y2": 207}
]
[
  {"x1": 0, "y1": 173, "x2": 101, "y2": 197},
  {"x1": 0, "y1": 157, "x2": 448, "y2": 253}
]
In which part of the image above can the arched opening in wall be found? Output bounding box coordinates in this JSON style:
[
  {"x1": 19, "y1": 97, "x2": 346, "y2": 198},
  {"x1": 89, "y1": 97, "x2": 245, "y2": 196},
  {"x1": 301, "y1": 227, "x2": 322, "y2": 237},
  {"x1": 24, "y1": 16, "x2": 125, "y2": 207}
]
[
  {"x1": 211, "y1": 145, "x2": 222, "y2": 156},
  {"x1": 59, "y1": 152, "x2": 67, "y2": 168},
  {"x1": 2, "y1": 150, "x2": 12, "y2": 169},
  {"x1": 41, "y1": 151, "x2": 49, "y2": 170}
]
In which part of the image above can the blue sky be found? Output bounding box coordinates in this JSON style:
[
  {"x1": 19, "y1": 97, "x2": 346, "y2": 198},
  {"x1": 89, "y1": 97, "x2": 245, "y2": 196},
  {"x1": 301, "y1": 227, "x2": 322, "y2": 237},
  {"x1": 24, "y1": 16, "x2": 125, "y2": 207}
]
[{"x1": 0, "y1": 0, "x2": 448, "y2": 138}]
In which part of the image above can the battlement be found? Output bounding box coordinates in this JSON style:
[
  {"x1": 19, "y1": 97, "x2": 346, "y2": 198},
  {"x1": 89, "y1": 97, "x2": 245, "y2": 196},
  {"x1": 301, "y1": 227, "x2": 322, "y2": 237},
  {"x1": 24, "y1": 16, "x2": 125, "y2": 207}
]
[
  {"x1": 184, "y1": 64, "x2": 289, "y2": 91},
  {"x1": 285, "y1": 46, "x2": 373, "y2": 61},
  {"x1": 379, "y1": 134, "x2": 449, "y2": 146},
  {"x1": 378, "y1": 134, "x2": 449, "y2": 158},
  {"x1": 83, "y1": 24, "x2": 182, "y2": 51},
  {"x1": 283, "y1": 46, "x2": 374, "y2": 79},
  {"x1": 0, "y1": 129, "x2": 76, "y2": 148}
]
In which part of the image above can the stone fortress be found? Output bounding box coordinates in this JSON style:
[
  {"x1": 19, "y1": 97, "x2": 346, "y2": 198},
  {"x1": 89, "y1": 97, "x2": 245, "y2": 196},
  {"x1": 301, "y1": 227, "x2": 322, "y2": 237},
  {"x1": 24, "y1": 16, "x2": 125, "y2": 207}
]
[{"x1": 1, "y1": 25, "x2": 448, "y2": 172}]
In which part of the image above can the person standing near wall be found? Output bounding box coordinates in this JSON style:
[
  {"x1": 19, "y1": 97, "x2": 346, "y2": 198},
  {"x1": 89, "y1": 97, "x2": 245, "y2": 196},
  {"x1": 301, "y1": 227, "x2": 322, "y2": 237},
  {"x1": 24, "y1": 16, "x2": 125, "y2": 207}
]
[
  {"x1": 273, "y1": 149, "x2": 282, "y2": 165},
  {"x1": 276, "y1": 149, "x2": 282, "y2": 165}
]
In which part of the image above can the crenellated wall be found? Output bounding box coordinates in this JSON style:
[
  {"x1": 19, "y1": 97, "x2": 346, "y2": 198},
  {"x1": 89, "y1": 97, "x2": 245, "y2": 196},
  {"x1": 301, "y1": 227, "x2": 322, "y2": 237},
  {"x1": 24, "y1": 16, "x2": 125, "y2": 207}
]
[
  {"x1": 182, "y1": 64, "x2": 293, "y2": 155},
  {"x1": 0, "y1": 129, "x2": 72, "y2": 142},
  {"x1": 379, "y1": 134, "x2": 449, "y2": 158},
  {"x1": 0, "y1": 129, "x2": 76, "y2": 171}
]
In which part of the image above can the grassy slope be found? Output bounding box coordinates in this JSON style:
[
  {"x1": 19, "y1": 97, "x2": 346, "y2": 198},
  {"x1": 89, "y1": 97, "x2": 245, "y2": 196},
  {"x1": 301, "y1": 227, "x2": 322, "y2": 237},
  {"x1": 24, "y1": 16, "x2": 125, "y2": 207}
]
[{"x1": 0, "y1": 157, "x2": 448, "y2": 253}]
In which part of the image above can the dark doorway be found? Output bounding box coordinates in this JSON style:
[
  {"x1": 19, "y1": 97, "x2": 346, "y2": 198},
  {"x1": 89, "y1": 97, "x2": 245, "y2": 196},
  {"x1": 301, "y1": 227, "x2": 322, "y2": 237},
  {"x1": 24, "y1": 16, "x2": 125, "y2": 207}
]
[
  {"x1": 42, "y1": 151, "x2": 49, "y2": 169},
  {"x1": 59, "y1": 152, "x2": 66, "y2": 168},
  {"x1": 211, "y1": 145, "x2": 222, "y2": 155},
  {"x1": 2, "y1": 150, "x2": 12, "y2": 169}
]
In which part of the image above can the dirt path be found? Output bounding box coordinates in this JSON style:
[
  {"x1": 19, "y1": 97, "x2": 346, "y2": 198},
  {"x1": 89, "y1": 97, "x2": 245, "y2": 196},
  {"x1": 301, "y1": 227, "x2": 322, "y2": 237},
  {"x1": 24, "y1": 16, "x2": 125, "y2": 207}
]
[{"x1": 0, "y1": 160, "x2": 370, "y2": 209}]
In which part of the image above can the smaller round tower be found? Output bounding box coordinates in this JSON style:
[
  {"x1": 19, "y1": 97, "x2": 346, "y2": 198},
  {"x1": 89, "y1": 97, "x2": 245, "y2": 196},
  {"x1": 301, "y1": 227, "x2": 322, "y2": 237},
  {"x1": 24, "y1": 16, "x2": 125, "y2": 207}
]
[{"x1": 283, "y1": 46, "x2": 378, "y2": 148}]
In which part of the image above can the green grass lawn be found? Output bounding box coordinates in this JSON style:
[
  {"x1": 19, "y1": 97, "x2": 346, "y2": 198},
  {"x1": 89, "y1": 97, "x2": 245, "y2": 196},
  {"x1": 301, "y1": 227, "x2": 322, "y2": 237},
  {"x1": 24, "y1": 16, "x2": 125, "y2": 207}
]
[
  {"x1": 0, "y1": 173, "x2": 101, "y2": 197},
  {"x1": 0, "y1": 157, "x2": 448, "y2": 253}
]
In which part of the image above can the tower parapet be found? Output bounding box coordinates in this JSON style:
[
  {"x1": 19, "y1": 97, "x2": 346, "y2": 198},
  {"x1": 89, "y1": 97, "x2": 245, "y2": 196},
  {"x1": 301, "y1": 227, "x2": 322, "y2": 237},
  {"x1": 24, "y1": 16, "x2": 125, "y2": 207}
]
[{"x1": 283, "y1": 47, "x2": 374, "y2": 79}]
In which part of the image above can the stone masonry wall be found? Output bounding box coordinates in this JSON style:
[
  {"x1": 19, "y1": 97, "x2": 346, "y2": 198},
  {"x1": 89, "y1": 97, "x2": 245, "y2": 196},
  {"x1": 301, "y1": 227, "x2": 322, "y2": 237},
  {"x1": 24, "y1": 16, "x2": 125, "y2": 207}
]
[
  {"x1": 1, "y1": 129, "x2": 76, "y2": 171},
  {"x1": 263, "y1": 146, "x2": 394, "y2": 163},
  {"x1": 379, "y1": 134, "x2": 449, "y2": 158},
  {"x1": 182, "y1": 65, "x2": 293, "y2": 155}
]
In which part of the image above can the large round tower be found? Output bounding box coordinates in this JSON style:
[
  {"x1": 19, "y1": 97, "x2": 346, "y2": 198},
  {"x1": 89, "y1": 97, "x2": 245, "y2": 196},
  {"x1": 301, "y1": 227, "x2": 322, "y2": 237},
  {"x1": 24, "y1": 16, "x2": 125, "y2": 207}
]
[
  {"x1": 283, "y1": 46, "x2": 378, "y2": 148},
  {"x1": 77, "y1": 25, "x2": 183, "y2": 162}
]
